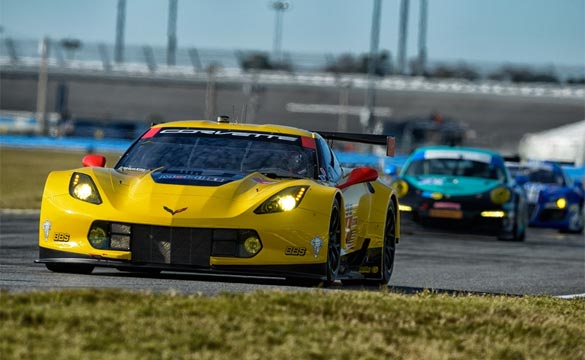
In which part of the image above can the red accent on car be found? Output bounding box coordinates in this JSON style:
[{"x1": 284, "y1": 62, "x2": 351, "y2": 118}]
[
  {"x1": 82, "y1": 154, "x2": 106, "y2": 168},
  {"x1": 337, "y1": 167, "x2": 378, "y2": 190},
  {"x1": 141, "y1": 128, "x2": 161, "y2": 139},
  {"x1": 301, "y1": 136, "x2": 316, "y2": 149}
]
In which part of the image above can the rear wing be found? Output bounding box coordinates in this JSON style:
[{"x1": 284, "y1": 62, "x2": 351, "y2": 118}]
[{"x1": 317, "y1": 131, "x2": 396, "y2": 157}]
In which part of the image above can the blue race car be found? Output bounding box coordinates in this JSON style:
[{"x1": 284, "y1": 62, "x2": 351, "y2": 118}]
[
  {"x1": 507, "y1": 161, "x2": 584, "y2": 233},
  {"x1": 392, "y1": 146, "x2": 528, "y2": 241}
]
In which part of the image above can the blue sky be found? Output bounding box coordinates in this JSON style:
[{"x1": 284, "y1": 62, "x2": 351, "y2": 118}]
[{"x1": 1, "y1": 0, "x2": 584, "y2": 67}]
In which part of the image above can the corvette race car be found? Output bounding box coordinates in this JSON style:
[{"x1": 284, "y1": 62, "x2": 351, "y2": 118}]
[
  {"x1": 507, "y1": 161, "x2": 584, "y2": 233},
  {"x1": 391, "y1": 146, "x2": 528, "y2": 241},
  {"x1": 36, "y1": 117, "x2": 400, "y2": 285}
]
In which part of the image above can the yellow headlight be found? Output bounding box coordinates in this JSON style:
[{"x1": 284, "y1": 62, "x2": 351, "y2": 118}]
[
  {"x1": 73, "y1": 183, "x2": 93, "y2": 200},
  {"x1": 481, "y1": 211, "x2": 505, "y2": 218},
  {"x1": 392, "y1": 180, "x2": 409, "y2": 198},
  {"x1": 399, "y1": 204, "x2": 412, "y2": 212},
  {"x1": 255, "y1": 186, "x2": 309, "y2": 214},
  {"x1": 490, "y1": 187, "x2": 511, "y2": 204},
  {"x1": 556, "y1": 198, "x2": 566, "y2": 209},
  {"x1": 69, "y1": 173, "x2": 102, "y2": 204},
  {"x1": 278, "y1": 195, "x2": 297, "y2": 211}
]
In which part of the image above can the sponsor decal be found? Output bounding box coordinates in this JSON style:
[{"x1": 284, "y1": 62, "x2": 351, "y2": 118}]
[
  {"x1": 158, "y1": 174, "x2": 230, "y2": 183},
  {"x1": 53, "y1": 233, "x2": 70, "y2": 242},
  {"x1": 344, "y1": 204, "x2": 358, "y2": 251},
  {"x1": 160, "y1": 129, "x2": 298, "y2": 142},
  {"x1": 310, "y1": 236, "x2": 323, "y2": 258},
  {"x1": 285, "y1": 246, "x2": 306, "y2": 256},
  {"x1": 419, "y1": 178, "x2": 446, "y2": 186},
  {"x1": 525, "y1": 184, "x2": 545, "y2": 204},
  {"x1": 141, "y1": 128, "x2": 161, "y2": 139},
  {"x1": 163, "y1": 206, "x2": 188, "y2": 215},
  {"x1": 42, "y1": 220, "x2": 51, "y2": 241},
  {"x1": 424, "y1": 149, "x2": 492, "y2": 164}
]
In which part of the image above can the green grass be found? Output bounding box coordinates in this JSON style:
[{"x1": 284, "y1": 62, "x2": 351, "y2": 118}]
[
  {"x1": 0, "y1": 289, "x2": 583, "y2": 360},
  {"x1": 0, "y1": 147, "x2": 121, "y2": 209}
]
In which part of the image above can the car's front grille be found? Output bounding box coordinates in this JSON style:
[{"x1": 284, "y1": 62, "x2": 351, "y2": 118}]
[
  {"x1": 538, "y1": 209, "x2": 566, "y2": 223},
  {"x1": 131, "y1": 225, "x2": 212, "y2": 266}
]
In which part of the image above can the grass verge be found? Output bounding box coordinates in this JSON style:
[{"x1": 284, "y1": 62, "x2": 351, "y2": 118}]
[
  {"x1": 0, "y1": 289, "x2": 583, "y2": 359},
  {"x1": 0, "y1": 147, "x2": 121, "y2": 209}
]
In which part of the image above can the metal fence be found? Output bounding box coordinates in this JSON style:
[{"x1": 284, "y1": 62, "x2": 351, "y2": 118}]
[{"x1": 1, "y1": 37, "x2": 584, "y2": 101}]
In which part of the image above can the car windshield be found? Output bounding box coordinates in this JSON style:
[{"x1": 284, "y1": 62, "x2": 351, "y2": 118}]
[
  {"x1": 405, "y1": 158, "x2": 505, "y2": 181},
  {"x1": 116, "y1": 128, "x2": 318, "y2": 179},
  {"x1": 521, "y1": 167, "x2": 564, "y2": 185}
]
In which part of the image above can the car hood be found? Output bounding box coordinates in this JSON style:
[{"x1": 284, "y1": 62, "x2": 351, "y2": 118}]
[
  {"x1": 523, "y1": 182, "x2": 565, "y2": 203},
  {"x1": 403, "y1": 175, "x2": 501, "y2": 196},
  {"x1": 90, "y1": 168, "x2": 299, "y2": 219}
]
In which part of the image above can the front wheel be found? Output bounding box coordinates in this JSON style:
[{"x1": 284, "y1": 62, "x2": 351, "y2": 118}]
[
  {"x1": 499, "y1": 201, "x2": 526, "y2": 242},
  {"x1": 326, "y1": 198, "x2": 342, "y2": 284},
  {"x1": 379, "y1": 201, "x2": 397, "y2": 285}
]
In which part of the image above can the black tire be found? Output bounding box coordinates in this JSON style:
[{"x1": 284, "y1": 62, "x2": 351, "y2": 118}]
[
  {"x1": 498, "y1": 202, "x2": 526, "y2": 242},
  {"x1": 326, "y1": 198, "x2": 342, "y2": 283},
  {"x1": 379, "y1": 201, "x2": 397, "y2": 285},
  {"x1": 45, "y1": 263, "x2": 94, "y2": 274}
]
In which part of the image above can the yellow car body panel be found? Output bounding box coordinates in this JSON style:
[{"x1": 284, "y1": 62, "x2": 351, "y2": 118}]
[{"x1": 37, "y1": 119, "x2": 400, "y2": 283}]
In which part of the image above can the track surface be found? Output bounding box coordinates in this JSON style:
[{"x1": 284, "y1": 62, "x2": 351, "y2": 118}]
[{"x1": 1, "y1": 212, "x2": 583, "y2": 296}]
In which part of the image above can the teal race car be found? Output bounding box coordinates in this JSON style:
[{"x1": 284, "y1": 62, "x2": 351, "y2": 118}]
[{"x1": 391, "y1": 146, "x2": 528, "y2": 241}]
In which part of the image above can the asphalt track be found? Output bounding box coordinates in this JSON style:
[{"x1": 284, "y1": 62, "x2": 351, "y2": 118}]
[{"x1": 1, "y1": 211, "x2": 583, "y2": 297}]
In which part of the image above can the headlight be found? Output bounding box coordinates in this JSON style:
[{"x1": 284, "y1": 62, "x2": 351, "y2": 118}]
[
  {"x1": 254, "y1": 186, "x2": 308, "y2": 214},
  {"x1": 392, "y1": 179, "x2": 409, "y2": 198},
  {"x1": 490, "y1": 186, "x2": 511, "y2": 205},
  {"x1": 481, "y1": 210, "x2": 505, "y2": 218},
  {"x1": 556, "y1": 198, "x2": 566, "y2": 209},
  {"x1": 399, "y1": 204, "x2": 412, "y2": 212},
  {"x1": 69, "y1": 173, "x2": 102, "y2": 204}
]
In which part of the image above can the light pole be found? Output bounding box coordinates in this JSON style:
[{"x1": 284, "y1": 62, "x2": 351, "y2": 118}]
[
  {"x1": 417, "y1": 0, "x2": 428, "y2": 76},
  {"x1": 115, "y1": 0, "x2": 126, "y2": 64},
  {"x1": 397, "y1": 0, "x2": 409, "y2": 75},
  {"x1": 271, "y1": 1, "x2": 290, "y2": 64},
  {"x1": 167, "y1": 0, "x2": 178, "y2": 66},
  {"x1": 365, "y1": 0, "x2": 382, "y2": 133}
]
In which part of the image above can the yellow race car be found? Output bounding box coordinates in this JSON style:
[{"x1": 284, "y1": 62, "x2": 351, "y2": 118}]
[{"x1": 36, "y1": 117, "x2": 400, "y2": 285}]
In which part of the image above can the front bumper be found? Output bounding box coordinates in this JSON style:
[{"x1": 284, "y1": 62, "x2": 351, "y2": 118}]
[
  {"x1": 39, "y1": 194, "x2": 332, "y2": 275},
  {"x1": 36, "y1": 246, "x2": 327, "y2": 279},
  {"x1": 399, "y1": 195, "x2": 514, "y2": 234}
]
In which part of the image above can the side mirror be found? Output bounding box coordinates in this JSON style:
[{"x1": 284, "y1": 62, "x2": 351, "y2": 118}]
[
  {"x1": 515, "y1": 175, "x2": 528, "y2": 186},
  {"x1": 337, "y1": 167, "x2": 378, "y2": 190},
  {"x1": 82, "y1": 154, "x2": 106, "y2": 167}
]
